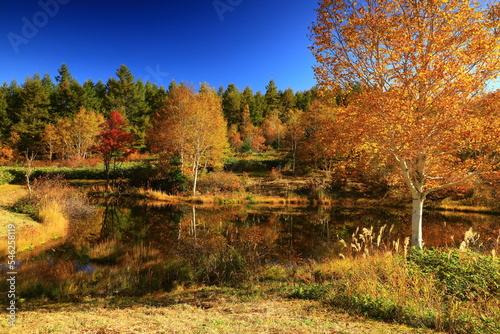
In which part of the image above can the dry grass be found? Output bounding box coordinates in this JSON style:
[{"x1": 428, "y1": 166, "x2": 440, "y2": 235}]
[
  {"x1": 0, "y1": 199, "x2": 69, "y2": 256},
  {"x1": 0, "y1": 184, "x2": 28, "y2": 206},
  {"x1": 137, "y1": 188, "x2": 314, "y2": 206},
  {"x1": 37, "y1": 201, "x2": 69, "y2": 238},
  {"x1": 0, "y1": 179, "x2": 97, "y2": 256},
  {"x1": 0, "y1": 288, "x2": 444, "y2": 334},
  {"x1": 0, "y1": 185, "x2": 41, "y2": 256}
]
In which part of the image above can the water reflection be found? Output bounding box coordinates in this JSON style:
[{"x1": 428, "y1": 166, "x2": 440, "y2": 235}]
[{"x1": 97, "y1": 202, "x2": 499, "y2": 264}]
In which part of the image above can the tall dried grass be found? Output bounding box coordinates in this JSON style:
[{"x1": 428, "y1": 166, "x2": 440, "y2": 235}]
[
  {"x1": 8, "y1": 176, "x2": 98, "y2": 253},
  {"x1": 310, "y1": 226, "x2": 500, "y2": 333}
]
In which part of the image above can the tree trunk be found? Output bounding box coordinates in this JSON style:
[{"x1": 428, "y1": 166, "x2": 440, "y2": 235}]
[
  {"x1": 104, "y1": 158, "x2": 111, "y2": 191},
  {"x1": 193, "y1": 158, "x2": 199, "y2": 196},
  {"x1": 411, "y1": 196, "x2": 424, "y2": 249}
]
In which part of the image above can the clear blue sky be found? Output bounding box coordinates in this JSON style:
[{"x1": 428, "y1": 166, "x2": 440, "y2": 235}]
[{"x1": 0, "y1": 0, "x2": 318, "y2": 92}]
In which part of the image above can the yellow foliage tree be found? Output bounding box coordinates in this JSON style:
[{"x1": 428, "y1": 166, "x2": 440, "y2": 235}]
[
  {"x1": 310, "y1": 0, "x2": 500, "y2": 248},
  {"x1": 149, "y1": 83, "x2": 228, "y2": 195},
  {"x1": 41, "y1": 108, "x2": 103, "y2": 160}
]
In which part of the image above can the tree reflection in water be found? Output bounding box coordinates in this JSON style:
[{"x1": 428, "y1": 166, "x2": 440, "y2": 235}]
[{"x1": 98, "y1": 202, "x2": 499, "y2": 265}]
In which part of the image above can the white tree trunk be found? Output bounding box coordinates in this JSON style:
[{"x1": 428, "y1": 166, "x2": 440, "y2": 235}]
[
  {"x1": 411, "y1": 197, "x2": 424, "y2": 249},
  {"x1": 192, "y1": 156, "x2": 200, "y2": 196}
]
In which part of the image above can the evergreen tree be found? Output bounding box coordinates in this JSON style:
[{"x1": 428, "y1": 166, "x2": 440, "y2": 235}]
[
  {"x1": 81, "y1": 80, "x2": 104, "y2": 113},
  {"x1": 241, "y1": 86, "x2": 256, "y2": 122},
  {"x1": 145, "y1": 81, "x2": 167, "y2": 119},
  {"x1": 167, "y1": 79, "x2": 179, "y2": 97},
  {"x1": 222, "y1": 83, "x2": 241, "y2": 126},
  {"x1": 53, "y1": 64, "x2": 83, "y2": 118},
  {"x1": 281, "y1": 88, "x2": 296, "y2": 117},
  {"x1": 217, "y1": 85, "x2": 224, "y2": 97},
  {"x1": 0, "y1": 85, "x2": 10, "y2": 142},
  {"x1": 94, "y1": 80, "x2": 108, "y2": 102},
  {"x1": 105, "y1": 65, "x2": 147, "y2": 147},
  {"x1": 252, "y1": 91, "x2": 266, "y2": 125},
  {"x1": 11, "y1": 74, "x2": 52, "y2": 152},
  {"x1": 295, "y1": 87, "x2": 318, "y2": 112},
  {"x1": 5, "y1": 81, "x2": 21, "y2": 136},
  {"x1": 264, "y1": 79, "x2": 281, "y2": 117}
]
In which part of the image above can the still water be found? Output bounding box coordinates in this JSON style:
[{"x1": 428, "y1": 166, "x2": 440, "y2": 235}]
[
  {"x1": 82, "y1": 201, "x2": 499, "y2": 265},
  {"x1": 3, "y1": 201, "x2": 498, "y2": 298}
]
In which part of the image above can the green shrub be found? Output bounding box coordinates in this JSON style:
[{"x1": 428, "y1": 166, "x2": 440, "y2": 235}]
[
  {"x1": 290, "y1": 283, "x2": 328, "y2": 300},
  {"x1": 0, "y1": 170, "x2": 15, "y2": 185},
  {"x1": 407, "y1": 249, "x2": 500, "y2": 301},
  {"x1": 12, "y1": 197, "x2": 37, "y2": 217}
]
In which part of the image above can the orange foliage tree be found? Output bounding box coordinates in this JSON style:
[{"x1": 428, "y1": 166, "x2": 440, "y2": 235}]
[
  {"x1": 310, "y1": 0, "x2": 500, "y2": 248},
  {"x1": 149, "y1": 83, "x2": 228, "y2": 195}
]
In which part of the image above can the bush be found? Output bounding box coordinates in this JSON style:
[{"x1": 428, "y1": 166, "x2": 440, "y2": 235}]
[
  {"x1": 0, "y1": 170, "x2": 15, "y2": 185},
  {"x1": 407, "y1": 249, "x2": 500, "y2": 301},
  {"x1": 197, "y1": 171, "x2": 244, "y2": 194},
  {"x1": 195, "y1": 247, "x2": 249, "y2": 284},
  {"x1": 290, "y1": 283, "x2": 328, "y2": 300},
  {"x1": 30, "y1": 175, "x2": 98, "y2": 225},
  {"x1": 298, "y1": 177, "x2": 331, "y2": 201}
]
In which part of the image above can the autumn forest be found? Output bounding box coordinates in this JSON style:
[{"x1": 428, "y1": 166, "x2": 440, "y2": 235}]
[{"x1": 1, "y1": 0, "x2": 500, "y2": 332}]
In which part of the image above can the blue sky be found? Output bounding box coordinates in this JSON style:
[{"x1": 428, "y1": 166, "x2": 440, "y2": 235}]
[{"x1": 0, "y1": 0, "x2": 318, "y2": 92}]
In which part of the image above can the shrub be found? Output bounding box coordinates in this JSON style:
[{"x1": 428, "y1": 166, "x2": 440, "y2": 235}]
[
  {"x1": 298, "y1": 177, "x2": 331, "y2": 201},
  {"x1": 290, "y1": 283, "x2": 328, "y2": 300},
  {"x1": 0, "y1": 170, "x2": 14, "y2": 185},
  {"x1": 194, "y1": 247, "x2": 249, "y2": 285},
  {"x1": 407, "y1": 249, "x2": 500, "y2": 301},
  {"x1": 30, "y1": 175, "x2": 98, "y2": 228},
  {"x1": 197, "y1": 171, "x2": 244, "y2": 194}
]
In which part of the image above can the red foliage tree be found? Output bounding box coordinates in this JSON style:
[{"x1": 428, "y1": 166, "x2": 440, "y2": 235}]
[{"x1": 95, "y1": 111, "x2": 135, "y2": 188}]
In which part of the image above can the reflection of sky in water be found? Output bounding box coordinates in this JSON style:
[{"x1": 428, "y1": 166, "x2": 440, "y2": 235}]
[
  {"x1": 75, "y1": 261, "x2": 95, "y2": 273},
  {"x1": 0, "y1": 261, "x2": 20, "y2": 271}
]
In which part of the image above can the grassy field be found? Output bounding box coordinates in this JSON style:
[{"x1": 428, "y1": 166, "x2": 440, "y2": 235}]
[
  {"x1": 1, "y1": 286, "x2": 444, "y2": 334},
  {"x1": 0, "y1": 185, "x2": 35, "y2": 239}
]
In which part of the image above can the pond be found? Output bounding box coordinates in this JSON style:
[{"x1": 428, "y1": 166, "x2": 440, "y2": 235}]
[
  {"x1": 88, "y1": 201, "x2": 500, "y2": 264},
  {"x1": 2, "y1": 200, "x2": 499, "y2": 299}
]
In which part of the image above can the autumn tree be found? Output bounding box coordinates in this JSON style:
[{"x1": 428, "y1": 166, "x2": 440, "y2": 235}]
[
  {"x1": 105, "y1": 65, "x2": 148, "y2": 147},
  {"x1": 310, "y1": 0, "x2": 500, "y2": 248},
  {"x1": 284, "y1": 109, "x2": 304, "y2": 173},
  {"x1": 261, "y1": 109, "x2": 285, "y2": 149},
  {"x1": 149, "y1": 83, "x2": 228, "y2": 195},
  {"x1": 95, "y1": 111, "x2": 135, "y2": 188},
  {"x1": 40, "y1": 123, "x2": 59, "y2": 161},
  {"x1": 296, "y1": 100, "x2": 362, "y2": 174},
  {"x1": 69, "y1": 108, "x2": 104, "y2": 159},
  {"x1": 227, "y1": 124, "x2": 243, "y2": 151},
  {"x1": 41, "y1": 108, "x2": 103, "y2": 160}
]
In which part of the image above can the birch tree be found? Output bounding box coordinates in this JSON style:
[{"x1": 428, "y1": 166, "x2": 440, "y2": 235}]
[
  {"x1": 149, "y1": 84, "x2": 228, "y2": 195},
  {"x1": 310, "y1": 0, "x2": 500, "y2": 248}
]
